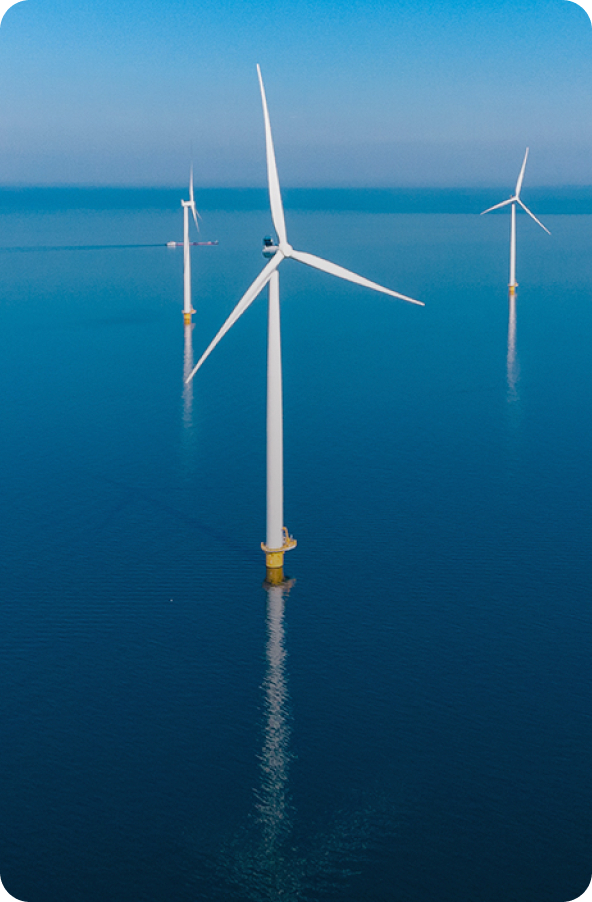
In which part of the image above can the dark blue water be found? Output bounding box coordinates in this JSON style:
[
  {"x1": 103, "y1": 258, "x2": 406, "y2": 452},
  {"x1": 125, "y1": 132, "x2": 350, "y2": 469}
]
[{"x1": 0, "y1": 191, "x2": 591, "y2": 902}]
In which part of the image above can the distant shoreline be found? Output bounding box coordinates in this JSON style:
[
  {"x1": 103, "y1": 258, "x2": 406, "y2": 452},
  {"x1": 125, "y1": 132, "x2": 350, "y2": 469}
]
[{"x1": 1, "y1": 186, "x2": 592, "y2": 214}]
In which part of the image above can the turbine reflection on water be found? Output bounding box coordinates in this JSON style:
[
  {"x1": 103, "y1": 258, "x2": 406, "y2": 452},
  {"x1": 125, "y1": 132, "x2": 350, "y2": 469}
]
[
  {"x1": 209, "y1": 580, "x2": 400, "y2": 902},
  {"x1": 183, "y1": 323, "x2": 194, "y2": 429},
  {"x1": 507, "y1": 294, "x2": 519, "y2": 402},
  {"x1": 256, "y1": 581, "x2": 294, "y2": 854},
  {"x1": 235, "y1": 578, "x2": 300, "y2": 900}
]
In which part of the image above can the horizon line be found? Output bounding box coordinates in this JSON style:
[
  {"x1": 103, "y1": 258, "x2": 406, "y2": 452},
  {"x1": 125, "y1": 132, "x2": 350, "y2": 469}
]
[{"x1": 1, "y1": 184, "x2": 592, "y2": 191}]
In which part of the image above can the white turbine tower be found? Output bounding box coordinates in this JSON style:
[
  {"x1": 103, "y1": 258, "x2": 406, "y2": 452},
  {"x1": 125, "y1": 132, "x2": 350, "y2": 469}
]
[
  {"x1": 481, "y1": 147, "x2": 550, "y2": 295},
  {"x1": 181, "y1": 165, "x2": 201, "y2": 324},
  {"x1": 186, "y1": 65, "x2": 423, "y2": 582}
]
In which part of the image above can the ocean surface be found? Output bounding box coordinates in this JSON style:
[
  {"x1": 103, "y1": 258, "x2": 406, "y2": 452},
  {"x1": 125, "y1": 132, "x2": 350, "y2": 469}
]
[{"x1": 0, "y1": 189, "x2": 590, "y2": 902}]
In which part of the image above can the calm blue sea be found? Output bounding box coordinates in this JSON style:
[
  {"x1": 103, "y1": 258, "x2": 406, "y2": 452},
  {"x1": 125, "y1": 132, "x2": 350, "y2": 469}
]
[{"x1": 0, "y1": 189, "x2": 591, "y2": 902}]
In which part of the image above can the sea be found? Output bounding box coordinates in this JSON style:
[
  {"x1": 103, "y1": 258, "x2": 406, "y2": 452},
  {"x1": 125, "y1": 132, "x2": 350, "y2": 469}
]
[{"x1": 0, "y1": 187, "x2": 590, "y2": 902}]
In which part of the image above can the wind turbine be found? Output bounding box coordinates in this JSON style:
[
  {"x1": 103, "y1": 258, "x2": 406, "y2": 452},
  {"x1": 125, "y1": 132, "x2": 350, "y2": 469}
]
[
  {"x1": 181, "y1": 165, "x2": 201, "y2": 324},
  {"x1": 186, "y1": 65, "x2": 423, "y2": 582},
  {"x1": 481, "y1": 147, "x2": 550, "y2": 295}
]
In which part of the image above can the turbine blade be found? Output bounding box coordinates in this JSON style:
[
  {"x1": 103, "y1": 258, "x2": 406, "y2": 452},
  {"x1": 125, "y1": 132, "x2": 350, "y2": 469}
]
[
  {"x1": 515, "y1": 147, "x2": 529, "y2": 197},
  {"x1": 257, "y1": 64, "x2": 287, "y2": 246},
  {"x1": 517, "y1": 197, "x2": 551, "y2": 235},
  {"x1": 185, "y1": 252, "x2": 283, "y2": 383},
  {"x1": 481, "y1": 197, "x2": 515, "y2": 215},
  {"x1": 290, "y1": 249, "x2": 423, "y2": 306},
  {"x1": 189, "y1": 165, "x2": 200, "y2": 231}
]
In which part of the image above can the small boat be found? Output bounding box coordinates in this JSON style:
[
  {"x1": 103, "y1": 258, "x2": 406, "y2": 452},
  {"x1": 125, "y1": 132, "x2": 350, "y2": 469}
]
[{"x1": 166, "y1": 241, "x2": 219, "y2": 247}]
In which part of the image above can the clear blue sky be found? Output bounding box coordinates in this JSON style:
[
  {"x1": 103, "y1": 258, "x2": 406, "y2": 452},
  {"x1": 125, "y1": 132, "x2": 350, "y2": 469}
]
[{"x1": 0, "y1": 0, "x2": 590, "y2": 186}]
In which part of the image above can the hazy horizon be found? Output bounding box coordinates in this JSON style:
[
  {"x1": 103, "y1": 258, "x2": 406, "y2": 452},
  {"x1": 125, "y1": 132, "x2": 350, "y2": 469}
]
[{"x1": 3, "y1": 182, "x2": 592, "y2": 189}]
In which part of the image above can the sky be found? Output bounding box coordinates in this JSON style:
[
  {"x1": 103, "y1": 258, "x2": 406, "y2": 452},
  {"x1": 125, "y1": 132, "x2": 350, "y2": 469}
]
[{"x1": 0, "y1": 0, "x2": 591, "y2": 186}]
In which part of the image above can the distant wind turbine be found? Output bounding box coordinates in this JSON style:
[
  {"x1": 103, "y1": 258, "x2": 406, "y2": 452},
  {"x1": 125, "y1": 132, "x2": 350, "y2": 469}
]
[
  {"x1": 481, "y1": 148, "x2": 550, "y2": 295},
  {"x1": 180, "y1": 166, "x2": 201, "y2": 324},
  {"x1": 186, "y1": 65, "x2": 423, "y2": 581}
]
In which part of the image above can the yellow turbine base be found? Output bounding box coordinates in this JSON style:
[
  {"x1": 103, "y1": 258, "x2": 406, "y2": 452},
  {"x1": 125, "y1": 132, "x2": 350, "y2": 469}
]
[
  {"x1": 264, "y1": 549, "x2": 286, "y2": 569},
  {"x1": 183, "y1": 310, "x2": 196, "y2": 324},
  {"x1": 261, "y1": 527, "x2": 297, "y2": 574},
  {"x1": 509, "y1": 284, "x2": 517, "y2": 295}
]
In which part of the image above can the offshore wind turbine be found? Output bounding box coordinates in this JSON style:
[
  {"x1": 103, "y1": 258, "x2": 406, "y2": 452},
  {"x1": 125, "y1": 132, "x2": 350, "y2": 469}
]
[
  {"x1": 180, "y1": 165, "x2": 201, "y2": 324},
  {"x1": 186, "y1": 65, "x2": 423, "y2": 582},
  {"x1": 481, "y1": 148, "x2": 550, "y2": 295}
]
